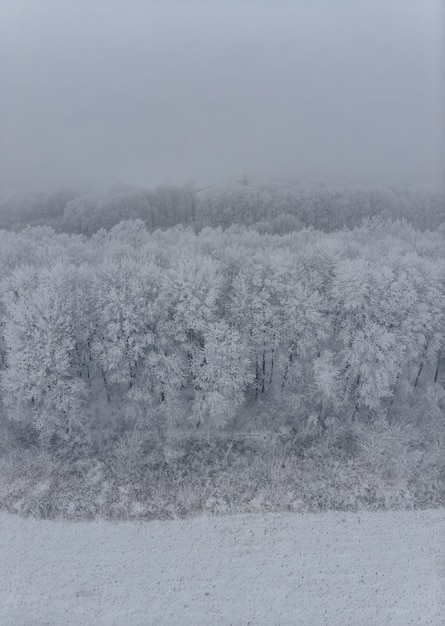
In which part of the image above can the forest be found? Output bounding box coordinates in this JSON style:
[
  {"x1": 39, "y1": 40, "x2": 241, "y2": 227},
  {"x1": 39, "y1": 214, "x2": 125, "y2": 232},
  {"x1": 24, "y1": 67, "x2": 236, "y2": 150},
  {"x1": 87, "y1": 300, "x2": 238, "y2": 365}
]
[{"x1": 0, "y1": 182, "x2": 444, "y2": 519}]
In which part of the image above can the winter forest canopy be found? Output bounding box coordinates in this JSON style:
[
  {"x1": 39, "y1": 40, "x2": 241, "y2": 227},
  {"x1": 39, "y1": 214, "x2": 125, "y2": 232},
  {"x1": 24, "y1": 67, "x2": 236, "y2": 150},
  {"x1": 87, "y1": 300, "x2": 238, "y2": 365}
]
[{"x1": 0, "y1": 181, "x2": 444, "y2": 518}]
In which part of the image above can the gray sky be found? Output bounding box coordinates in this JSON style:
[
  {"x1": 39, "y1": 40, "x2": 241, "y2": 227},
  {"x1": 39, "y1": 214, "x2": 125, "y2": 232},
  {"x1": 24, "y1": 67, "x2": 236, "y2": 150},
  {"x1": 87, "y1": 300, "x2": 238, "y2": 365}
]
[{"x1": 1, "y1": 0, "x2": 444, "y2": 190}]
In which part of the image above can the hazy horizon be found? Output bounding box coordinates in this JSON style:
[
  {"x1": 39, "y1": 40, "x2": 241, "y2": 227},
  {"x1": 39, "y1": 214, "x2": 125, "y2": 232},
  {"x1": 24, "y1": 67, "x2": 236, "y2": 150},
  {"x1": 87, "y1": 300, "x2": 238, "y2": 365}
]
[{"x1": 1, "y1": 0, "x2": 444, "y2": 192}]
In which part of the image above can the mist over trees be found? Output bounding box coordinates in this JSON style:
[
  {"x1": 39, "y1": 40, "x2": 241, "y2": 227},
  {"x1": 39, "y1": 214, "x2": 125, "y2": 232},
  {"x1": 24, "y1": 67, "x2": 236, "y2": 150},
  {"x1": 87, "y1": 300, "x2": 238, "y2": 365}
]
[{"x1": 0, "y1": 181, "x2": 444, "y2": 235}]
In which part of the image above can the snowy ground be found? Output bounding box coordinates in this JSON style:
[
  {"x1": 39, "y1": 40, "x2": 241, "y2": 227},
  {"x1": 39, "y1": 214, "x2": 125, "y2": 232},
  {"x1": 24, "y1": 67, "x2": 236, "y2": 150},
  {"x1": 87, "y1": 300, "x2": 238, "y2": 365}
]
[{"x1": 1, "y1": 509, "x2": 444, "y2": 625}]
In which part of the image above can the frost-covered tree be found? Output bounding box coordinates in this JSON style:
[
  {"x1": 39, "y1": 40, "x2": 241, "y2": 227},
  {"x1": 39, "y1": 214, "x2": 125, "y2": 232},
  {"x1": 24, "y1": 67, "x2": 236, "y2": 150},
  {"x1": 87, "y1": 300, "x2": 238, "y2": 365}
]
[
  {"x1": 2, "y1": 264, "x2": 88, "y2": 440},
  {"x1": 92, "y1": 257, "x2": 162, "y2": 400},
  {"x1": 190, "y1": 321, "x2": 252, "y2": 430}
]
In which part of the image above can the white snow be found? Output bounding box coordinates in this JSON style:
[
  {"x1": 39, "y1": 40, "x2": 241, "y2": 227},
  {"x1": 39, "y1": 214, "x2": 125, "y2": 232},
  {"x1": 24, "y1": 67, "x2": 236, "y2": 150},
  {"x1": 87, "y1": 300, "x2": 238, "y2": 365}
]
[{"x1": 1, "y1": 509, "x2": 444, "y2": 625}]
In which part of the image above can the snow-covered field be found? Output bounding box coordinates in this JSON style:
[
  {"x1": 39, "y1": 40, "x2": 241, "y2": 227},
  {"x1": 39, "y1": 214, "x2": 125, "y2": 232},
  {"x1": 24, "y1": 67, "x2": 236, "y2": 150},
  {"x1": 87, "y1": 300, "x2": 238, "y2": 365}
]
[{"x1": 1, "y1": 509, "x2": 444, "y2": 625}]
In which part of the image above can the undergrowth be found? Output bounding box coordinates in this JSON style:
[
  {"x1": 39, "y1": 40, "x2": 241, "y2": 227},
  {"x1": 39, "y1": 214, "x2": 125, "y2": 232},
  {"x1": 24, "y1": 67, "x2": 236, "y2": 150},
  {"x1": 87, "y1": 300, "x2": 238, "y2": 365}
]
[{"x1": 0, "y1": 419, "x2": 443, "y2": 521}]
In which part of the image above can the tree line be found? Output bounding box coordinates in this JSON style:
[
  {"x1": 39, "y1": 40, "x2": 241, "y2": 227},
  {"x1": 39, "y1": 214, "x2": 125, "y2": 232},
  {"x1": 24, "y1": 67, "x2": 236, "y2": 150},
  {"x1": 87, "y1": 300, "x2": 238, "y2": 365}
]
[
  {"x1": 0, "y1": 182, "x2": 443, "y2": 235},
  {"x1": 0, "y1": 217, "x2": 443, "y2": 444}
]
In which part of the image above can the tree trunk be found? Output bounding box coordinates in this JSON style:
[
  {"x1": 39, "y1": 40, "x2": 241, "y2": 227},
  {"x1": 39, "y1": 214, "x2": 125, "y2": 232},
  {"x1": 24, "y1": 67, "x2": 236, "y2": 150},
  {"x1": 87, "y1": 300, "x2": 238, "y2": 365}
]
[
  {"x1": 414, "y1": 362, "x2": 423, "y2": 390},
  {"x1": 281, "y1": 352, "x2": 293, "y2": 391},
  {"x1": 269, "y1": 347, "x2": 274, "y2": 385},
  {"x1": 101, "y1": 369, "x2": 110, "y2": 403},
  {"x1": 261, "y1": 348, "x2": 266, "y2": 394},
  {"x1": 434, "y1": 350, "x2": 441, "y2": 384}
]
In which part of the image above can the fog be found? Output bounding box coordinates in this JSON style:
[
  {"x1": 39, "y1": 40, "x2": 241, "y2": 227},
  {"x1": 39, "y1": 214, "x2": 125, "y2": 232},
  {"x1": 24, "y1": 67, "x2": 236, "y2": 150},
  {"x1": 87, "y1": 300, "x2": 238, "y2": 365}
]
[{"x1": 1, "y1": 0, "x2": 443, "y2": 190}]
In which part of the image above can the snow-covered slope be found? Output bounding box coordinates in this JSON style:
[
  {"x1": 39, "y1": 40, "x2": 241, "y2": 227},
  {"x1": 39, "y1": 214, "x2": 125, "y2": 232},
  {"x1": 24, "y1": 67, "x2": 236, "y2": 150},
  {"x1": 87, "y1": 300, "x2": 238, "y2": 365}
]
[{"x1": 1, "y1": 510, "x2": 444, "y2": 625}]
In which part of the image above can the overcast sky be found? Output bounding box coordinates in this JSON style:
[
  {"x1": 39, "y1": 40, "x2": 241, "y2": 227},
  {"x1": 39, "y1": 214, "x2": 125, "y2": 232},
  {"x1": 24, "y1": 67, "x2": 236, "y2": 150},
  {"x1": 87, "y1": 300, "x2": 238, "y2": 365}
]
[{"x1": 1, "y1": 0, "x2": 443, "y2": 190}]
